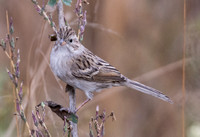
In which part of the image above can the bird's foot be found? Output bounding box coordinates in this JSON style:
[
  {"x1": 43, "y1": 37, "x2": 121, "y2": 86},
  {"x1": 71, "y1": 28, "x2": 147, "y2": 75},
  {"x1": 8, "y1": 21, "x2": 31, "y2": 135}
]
[{"x1": 75, "y1": 98, "x2": 91, "y2": 113}]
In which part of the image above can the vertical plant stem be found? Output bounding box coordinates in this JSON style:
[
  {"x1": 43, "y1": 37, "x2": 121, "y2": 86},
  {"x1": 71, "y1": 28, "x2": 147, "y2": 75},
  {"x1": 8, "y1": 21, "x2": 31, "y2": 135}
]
[
  {"x1": 182, "y1": 1, "x2": 186, "y2": 137},
  {"x1": 6, "y1": 11, "x2": 20, "y2": 137},
  {"x1": 57, "y1": 1, "x2": 78, "y2": 136},
  {"x1": 69, "y1": 89, "x2": 78, "y2": 137},
  {"x1": 57, "y1": 0, "x2": 65, "y2": 28}
]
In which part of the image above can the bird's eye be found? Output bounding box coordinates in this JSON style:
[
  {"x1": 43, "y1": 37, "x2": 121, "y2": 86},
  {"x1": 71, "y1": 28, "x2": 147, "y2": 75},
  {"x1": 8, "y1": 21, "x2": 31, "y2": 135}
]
[{"x1": 69, "y1": 39, "x2": 73, "y2": 43}]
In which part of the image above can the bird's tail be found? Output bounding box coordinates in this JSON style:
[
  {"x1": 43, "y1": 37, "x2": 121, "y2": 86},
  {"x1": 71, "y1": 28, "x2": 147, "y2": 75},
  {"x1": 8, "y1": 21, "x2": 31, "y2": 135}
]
[{"x1": 123, "y1": 79, "x2": 173, "y2": 104}]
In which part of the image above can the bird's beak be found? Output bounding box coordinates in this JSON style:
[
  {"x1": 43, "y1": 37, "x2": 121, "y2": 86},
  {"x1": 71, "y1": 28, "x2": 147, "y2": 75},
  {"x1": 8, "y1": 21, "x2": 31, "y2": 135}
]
[{"x1": 60, "y1": 39, "x2": 66, "y2": 46}]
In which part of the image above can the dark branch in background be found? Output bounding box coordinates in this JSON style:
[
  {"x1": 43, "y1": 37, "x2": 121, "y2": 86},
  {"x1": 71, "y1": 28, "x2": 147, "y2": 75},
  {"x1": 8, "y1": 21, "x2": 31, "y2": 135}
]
[{"x1": 43, "y1": 101, "x2": 78, "y2": 123}]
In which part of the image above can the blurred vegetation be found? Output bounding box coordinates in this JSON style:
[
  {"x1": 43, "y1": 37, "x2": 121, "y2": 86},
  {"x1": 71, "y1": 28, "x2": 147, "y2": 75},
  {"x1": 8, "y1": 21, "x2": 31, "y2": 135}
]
[
  {"x1": 0, "y1": 70, "x2": 13, "y2": 135},
  {"x1": 0, "y1": 0, "x2": 200, "y2": 137}
]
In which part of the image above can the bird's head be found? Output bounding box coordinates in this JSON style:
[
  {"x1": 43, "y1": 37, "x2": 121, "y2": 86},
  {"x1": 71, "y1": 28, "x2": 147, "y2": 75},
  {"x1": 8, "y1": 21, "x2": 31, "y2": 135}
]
[{"x1": 50, "y1": 26, "x2": 81, "y2": 54}]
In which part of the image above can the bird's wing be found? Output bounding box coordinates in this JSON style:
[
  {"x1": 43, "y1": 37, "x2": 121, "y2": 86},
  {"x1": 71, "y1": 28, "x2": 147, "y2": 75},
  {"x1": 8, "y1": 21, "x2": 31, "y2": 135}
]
[{"x1": 71, "y1": 52, "x2": 126, "y2": 83}]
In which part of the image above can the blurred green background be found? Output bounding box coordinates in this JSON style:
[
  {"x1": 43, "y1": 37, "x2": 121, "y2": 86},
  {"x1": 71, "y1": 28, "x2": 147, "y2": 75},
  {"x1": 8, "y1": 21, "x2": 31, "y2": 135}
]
[{"x1": 0, "y1": 0, "x2": 200, "y2": 137}]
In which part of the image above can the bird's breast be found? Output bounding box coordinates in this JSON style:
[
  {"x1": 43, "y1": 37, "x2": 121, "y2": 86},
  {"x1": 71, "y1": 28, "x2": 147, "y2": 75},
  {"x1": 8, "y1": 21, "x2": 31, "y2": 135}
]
[{"x1": 50, "y1": 48, "x2": 73, "y2": 83}]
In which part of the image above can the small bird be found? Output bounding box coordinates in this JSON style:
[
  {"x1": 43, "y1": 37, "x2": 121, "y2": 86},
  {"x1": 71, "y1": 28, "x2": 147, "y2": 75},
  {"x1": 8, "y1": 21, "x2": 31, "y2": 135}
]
[{"x1": 50, "y1": 26, "x2": 173, "y2": 109}]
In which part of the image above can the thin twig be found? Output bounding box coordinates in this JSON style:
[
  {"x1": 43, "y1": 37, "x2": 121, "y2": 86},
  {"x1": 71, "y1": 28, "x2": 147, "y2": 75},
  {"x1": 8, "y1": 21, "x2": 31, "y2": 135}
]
[
  {"x1": 35, "y1": 106, "x2": 52, "y2": 137},
  {"x1": 31, "y1": 0, "x2": 57, "y2": 33},
  {"x1": 182, "y1": 1, "x2": 186, "y2": 137}
]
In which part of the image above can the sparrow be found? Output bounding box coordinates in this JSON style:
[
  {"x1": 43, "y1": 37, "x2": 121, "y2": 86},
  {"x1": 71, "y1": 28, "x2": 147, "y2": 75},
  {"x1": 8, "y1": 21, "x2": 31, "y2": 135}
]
[{"x1": 50, "y1": 26, "x2": 173, "y2": 108}]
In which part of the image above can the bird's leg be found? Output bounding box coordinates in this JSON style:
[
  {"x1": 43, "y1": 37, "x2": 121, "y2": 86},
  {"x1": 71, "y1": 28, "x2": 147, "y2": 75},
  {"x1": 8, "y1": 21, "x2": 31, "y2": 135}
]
[
  {"x1": 65, "y1": 84, "x2": 75, "y2": 93},
  {"x1": 65, "y1": 84, "x2": 90, "y2": 112},
  {"x1": 75, "y1": 98, "x2": 91, "y2": 112},
  {"x1": 61, "y1": 84, "x2": 76, "y2": 113}
]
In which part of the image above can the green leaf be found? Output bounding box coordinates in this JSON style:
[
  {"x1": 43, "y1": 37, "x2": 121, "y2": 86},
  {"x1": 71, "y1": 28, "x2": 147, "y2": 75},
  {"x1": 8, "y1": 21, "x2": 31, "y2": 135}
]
[
  {"x1": 41, "y1": 102, "x2": 46, "y2": 108},
  {"x1": 62, "y1": 0, "x2": 72, "y2": 6},
  {"x1": 48, "y1": 0, "x2": 57, "y2": 7},
  {"x1": 68, "y1": 113, "x2": 78, "y2": 123}
]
